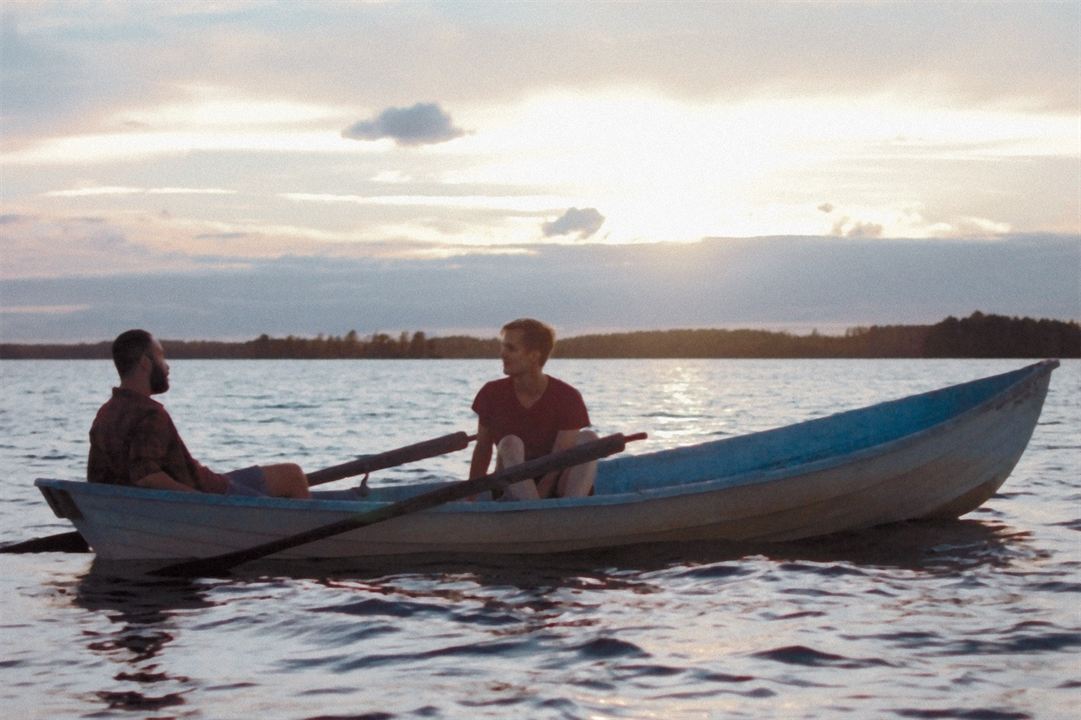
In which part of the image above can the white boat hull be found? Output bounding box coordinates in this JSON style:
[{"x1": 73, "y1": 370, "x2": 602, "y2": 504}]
[{"x1": 36, "y1": 361, "x2": 1057, "y2": 561}]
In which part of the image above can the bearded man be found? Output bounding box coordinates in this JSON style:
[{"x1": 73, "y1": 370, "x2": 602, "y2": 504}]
[{"x1": 88, "y1": 329, "x2": 310, "y2": 498}]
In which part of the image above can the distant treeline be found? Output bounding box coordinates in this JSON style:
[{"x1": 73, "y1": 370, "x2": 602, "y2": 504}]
[
  {"x1": 558, "y1": 313, "x2": 1080, "y2": 359},
  {"x1": 1, "y1": 313, "x2": 1077, "y2": 360},
  {"x1": 0, "y1": 330, "x2": 497, "y2": 361}
]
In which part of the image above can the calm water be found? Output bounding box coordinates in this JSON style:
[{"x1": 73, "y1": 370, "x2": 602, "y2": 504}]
[{"x1": 1, "y1": 359, "x2": 1078, "y2": 719}]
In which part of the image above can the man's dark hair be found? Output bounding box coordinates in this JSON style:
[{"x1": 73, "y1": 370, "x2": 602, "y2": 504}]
[
  {"x1": 112, "y1": 329, "x2": 153, "y2": 377},
  {"x1": 502, "y1": 318, "x2": 556, "y2": 366}
]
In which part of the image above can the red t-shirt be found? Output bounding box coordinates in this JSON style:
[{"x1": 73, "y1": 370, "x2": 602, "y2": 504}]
[
  {"x1": 472, "y1": 376, "x2": 590, "y2": 461},
  {"x1": 87, "y1": 388, "x2": 229, "y2": 493}
]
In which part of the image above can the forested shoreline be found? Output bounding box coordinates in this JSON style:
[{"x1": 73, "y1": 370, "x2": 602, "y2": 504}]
[{"x1": 2, "y1": 312, "x2": 1077, "y2": 360}]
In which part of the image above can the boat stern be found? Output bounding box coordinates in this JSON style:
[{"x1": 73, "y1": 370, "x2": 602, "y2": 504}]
[{"x1": 36, "y1": 479, "x2": 84, "y2": 522}]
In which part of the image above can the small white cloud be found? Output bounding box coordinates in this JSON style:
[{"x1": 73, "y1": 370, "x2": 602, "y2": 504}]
[
  {"x1": 370, "y1": 170, "x2": 413, "y2": 184},
  {"x1": 342, "y1": 103, "x2": 465, "y2": 146},
  {"x1": 846, "y1": 221, "x2": 884, "y2": 239},
  {"x1": 0, "y1": 304, "x2": 89, "y2": 314},
  {"x1": 44, "y1": 186, "x2": 144, "y2": 197},
  {"x1": 831, "y1": 216, "x2": 883, "y2": 238},
  {"x1": 950, "y1": 216, "x2": 1012, "y2": 236},
  {"x1": 146, "y1": 187, "x2": 236, "y2": 195},
  {"x1": 44, "y1": 186, "x2": 234, "y2": 197},
  {"x1": 542, "y1": 207, "x2": 605, "y2": 239}
]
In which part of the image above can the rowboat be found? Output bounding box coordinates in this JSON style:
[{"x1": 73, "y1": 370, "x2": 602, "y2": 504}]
[{"x1": 36, "y1": 360, "x2": 1058, "y2": 562}]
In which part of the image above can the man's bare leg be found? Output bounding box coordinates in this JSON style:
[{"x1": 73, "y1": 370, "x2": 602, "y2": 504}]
[
  {"x1": 496, "y1": 435, "x2": 540, "y2": 501},
  {"x1": 556, "y1": 429, "x2": 599, "y2": 497}
]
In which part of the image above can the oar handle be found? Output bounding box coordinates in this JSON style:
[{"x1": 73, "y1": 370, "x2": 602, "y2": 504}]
[
  {"x1": 305, "y1": 431, "x2": 475, "y2": 486},
  {"x1": 360, "y1": 432, "x2": 646, "y2": 516},
  {"x1": 154, "y1": 431, "x2": 646, "y2": 577},
  {"x1": 459, "y1": 431, "x2": 647, "y2": 500}
]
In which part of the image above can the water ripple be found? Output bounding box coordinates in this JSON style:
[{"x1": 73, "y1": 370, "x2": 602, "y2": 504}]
[
  {"x1": 3, "y1": 358, "x2": 1078, "y2": 720},
  {"x1": 329, "y1": 638, "x2": 542, "y2": 672},
  {"x1": 310, "y1": 598, "x2": 445, "y2": 618},
  {"x1": 573, "y1": 637, "x2": 650, "y2": 660},
  {"x1": 752, "y1": 645, "x2": 896, "y2": 669},
  {"x1": 893, "y1": 708, "x2": 1031, "y2": 719}
]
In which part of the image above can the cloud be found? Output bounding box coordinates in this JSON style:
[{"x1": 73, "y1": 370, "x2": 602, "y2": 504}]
[
  {"x1": 5, "y1": 234, "x2": 1076, "y2": 342},
  {"x1": 0, "y1": 14, "x2": 77, "y2": 140},
  {"x1": 2, "y1": 3, "x2": 1076, "y2": 152},
  {"x1": 831, "y1": 218, "x2": 884, "y2": 239},
  {"x1": 0, "y1": 205, "x2": 536, "y2": 281},
  {"x1": 0, "y1": 11, "x2": 175, "y2": 146},
  {"x1": 0, "y1": 213, "x2": 181, "y2": 279},
  {"x1": 194, "y1": 232, "x2": 251, "y2": 241},
  {"x1": 817, "y1": 203, "x2": 834, "y2": 214},
  {"x1": 43, "y1": 186, "x2": 236, "y2": 198},
  {"x1": 341, "y1": 103, "x2": 465, "y2": 146},
  {"x1": 542, "y1": 208, "x2": 605, "y2": 239}
]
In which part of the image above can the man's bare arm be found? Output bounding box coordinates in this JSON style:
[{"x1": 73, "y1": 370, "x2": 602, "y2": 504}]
[{"x1": 469, "y1": 422, "x2": 494, "y2": 480}]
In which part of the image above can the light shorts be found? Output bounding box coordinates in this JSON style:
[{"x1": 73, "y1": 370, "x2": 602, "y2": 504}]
[{"x1": 224, "y1": 465, "x2": 268, "y2": 496}]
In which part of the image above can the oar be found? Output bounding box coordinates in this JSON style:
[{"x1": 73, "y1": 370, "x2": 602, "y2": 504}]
[
  {"x1": 0, "y1": 431, "x2": 475, "y2": 555},
  {"x1": 0, "y1": 530, "x2": 90, "y2": 554},
  {"x1": 305, "y1": 431, "x2": 476, "y2": 487},
  {"x1": 154, "y1": 431, "x2": 647, "y2": 577}
]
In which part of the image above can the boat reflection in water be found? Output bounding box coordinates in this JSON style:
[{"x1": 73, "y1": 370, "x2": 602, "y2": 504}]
[{"x1": 64, "y1": 573, "x2": 213, "y2": 713}]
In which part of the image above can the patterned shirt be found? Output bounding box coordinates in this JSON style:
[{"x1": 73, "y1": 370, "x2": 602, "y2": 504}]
[{"x1": 87, "y1": 388, "x2": 229, "y2": 493}]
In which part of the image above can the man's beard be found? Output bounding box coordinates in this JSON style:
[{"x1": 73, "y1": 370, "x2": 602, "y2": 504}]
[{"x1": 149, "y1": 361, "x2": 169, "y2": 394}]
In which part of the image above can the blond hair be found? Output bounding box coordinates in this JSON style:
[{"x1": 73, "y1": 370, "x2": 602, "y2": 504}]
[{"x1": 502, "y1": 318, "x2": 556, "y2": 366}]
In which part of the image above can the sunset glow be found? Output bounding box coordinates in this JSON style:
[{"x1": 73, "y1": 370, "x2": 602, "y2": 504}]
[{"x1": 1, "y1": 1, "x2": 1077, "y2": 340}]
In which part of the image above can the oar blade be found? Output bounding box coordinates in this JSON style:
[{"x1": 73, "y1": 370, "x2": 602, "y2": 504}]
[{"x1": 0, "y1": 530, "x2": 90, "y2": 554}]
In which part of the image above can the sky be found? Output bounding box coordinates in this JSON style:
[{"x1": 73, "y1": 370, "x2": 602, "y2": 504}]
[{"x1": 1, "y1": 1, "x2": 1078, "y2": 342}]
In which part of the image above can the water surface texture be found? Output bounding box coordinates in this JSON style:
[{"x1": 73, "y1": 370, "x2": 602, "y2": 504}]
[{"x1": 2, "y1": 359, "x2": 1078, "y2": 719}]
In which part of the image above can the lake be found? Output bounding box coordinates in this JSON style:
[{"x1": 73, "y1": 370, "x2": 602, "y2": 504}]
[{"x1": 1, "y1": 358, "x2": 1078, "y2": 719}]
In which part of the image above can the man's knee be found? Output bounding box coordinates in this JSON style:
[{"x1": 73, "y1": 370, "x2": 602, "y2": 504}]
[
  {"x1": 576, "y1": 429, "x2": 599, "y2": 446},
  {"x1": 560, "y1": 430, "x2": 598, "y2": 498},
  {"x1": 269, "y1": 462, "x2": 303, "y2": 477},
  {"x1": 263, "y1": 463, "x2": 310, "y2": 499},
  {"x1": 497, "y1": 435, "x2": 524, "y2": 454},
  {"x1": 495, "y1": 435, "x2": 538, "y2": 500},
  {"x1": 496, "y1": 435, "x2": 525, "y2": 466}
]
